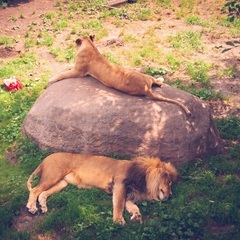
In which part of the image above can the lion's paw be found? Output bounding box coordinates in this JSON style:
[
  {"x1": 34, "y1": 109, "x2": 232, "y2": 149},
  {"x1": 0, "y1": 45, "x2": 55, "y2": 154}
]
[
  {"x1": 130, "y1": 212, "x2": 142, "y2": 223},
  {"x1": 26, "y1": 205, "x2": 38, "y2": 214},
  {"x1": 156, "y1": 77, "x2": 164, "y2": 83},
  {"x1": 40, "y1": 206, "x2": 48, "y2": 213},
  {"x1": 113, "y1": 216, "x2": 126, "y2": 225}
]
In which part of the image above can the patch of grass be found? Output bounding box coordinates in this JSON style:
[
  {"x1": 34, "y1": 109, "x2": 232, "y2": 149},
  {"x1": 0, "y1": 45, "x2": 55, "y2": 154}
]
[
  {"x1": 81, "y1": 20, "x2": 103, "y2": 31},
  {"x1": 41, "y1": 12, "x2": 56, "y2": 23},
  {"x1": 0, "y1": 35, "x2": 14, "y2": 48},
  {"x1": 175, "y1": 0, "x2": 196, "y2": 18},
  {"x1": 166, "y1": 54, "x2": 181, "y2": 70},
  {"x1": 144, "y1": 66, "x2": 168, "y2": 76},
  {"x1": 135, "y1": 7, "x2": 153, "y2": 20},
  {"x1": 168, "y1": 79, "x2": 222, "y2": 100},
  {"x1": 156, "y1": 0, "x2": 172, "y2": 7},
  {"x1": 215, "y1": 116, "x2": 240, "y2": 141},
  {"x1": 104, "y1": 53, "x2": 120, "y2": 65},
  {"x1": 136, "y1": 41, "x2": 164, "y2": 64},
  {"x1": 0, "y1": 53, "x2": 48, "y2": 152},
  {"x1": 50, "y1": 47, "x2": 75, "y2": 62},
  {"x1": 190, "y1": 88, "x2": 222, "y2": 100},
  {"x1": 179, "y1": 0, "x2": 196, "y2": 11},
  {"x1": 55, "y1": 17, "x2": 68, "y2": 31},
  {"x1": 0, "y1": 53, "x2": 37, "y2": 78},
  {"x1": 186, "y1": 60, "x2": 212, "y2": 87},
  {"x1": 185, "y1": 15, "x2": 213, "y2": 27},
  {"x1": 24, "y1": 38, "x2": 35, "y2": 48},
  {"x1": 217, "y1": 67, "x2": 238, "y2": 78},
  {"x1": 168, "y1": 30, "x2": 203, "y2": 52}
]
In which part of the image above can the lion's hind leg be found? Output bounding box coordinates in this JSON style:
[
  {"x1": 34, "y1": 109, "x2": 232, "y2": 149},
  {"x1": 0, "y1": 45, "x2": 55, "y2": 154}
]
[
  {"x1": 38, "y1": 180, "x2": 68, "y2": 213},
  {"x1": 125, "y1": 200, "x2": 142, "y2": 223}
]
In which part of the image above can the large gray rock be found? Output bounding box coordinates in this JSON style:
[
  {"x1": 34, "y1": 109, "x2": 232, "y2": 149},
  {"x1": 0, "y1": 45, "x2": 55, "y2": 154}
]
[{"x1": 22, "y1": 76, "x2": 223, "y2": 167}]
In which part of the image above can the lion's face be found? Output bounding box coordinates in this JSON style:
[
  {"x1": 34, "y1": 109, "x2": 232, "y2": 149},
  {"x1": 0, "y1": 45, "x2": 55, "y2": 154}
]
[
  {"x1": 158, "y1": 172, "x2": 173, "y2": 200},
  {"x1": 146, "y1": 166, "x2": 177, "y2": 201}
]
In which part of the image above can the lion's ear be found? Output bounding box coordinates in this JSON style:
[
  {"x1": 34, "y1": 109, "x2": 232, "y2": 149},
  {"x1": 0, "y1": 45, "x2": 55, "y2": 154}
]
[
  {"x1": 160, "y1": 171, "x2": 168, "y2": 179},
  {"x1": 89, "y1": 35, "x2": 95, "y2": 42},
  {"x1": 76, "y1": 39, "x2": 82, "y2": 46},
  {"x1": 165, "y1": 162, "x2": 178, "y2": 182}
]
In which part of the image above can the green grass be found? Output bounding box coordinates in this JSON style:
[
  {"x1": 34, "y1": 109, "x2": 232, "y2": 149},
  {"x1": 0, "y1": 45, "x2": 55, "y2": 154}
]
[
  {"x1": 185, "y1": 15, "x2": 214, "y2": 27},
  {"x1": 186, "y1": 60, "x2": 212, "y2": 87},
  {"x1": 168, "y1": 30, "x2": 203, "y2": 52}
]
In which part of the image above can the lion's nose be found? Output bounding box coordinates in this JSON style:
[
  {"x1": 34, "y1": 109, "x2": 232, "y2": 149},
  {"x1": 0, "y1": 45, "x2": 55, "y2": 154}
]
[{"x1": 168, "y1": 192, "x2": 172, "y2": 199}]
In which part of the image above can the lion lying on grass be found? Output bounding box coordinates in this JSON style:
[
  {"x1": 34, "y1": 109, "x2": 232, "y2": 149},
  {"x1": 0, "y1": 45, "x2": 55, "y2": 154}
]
[
  {"x1": 26, "y1": 153, "x2": 178, "y2": 224},
  {"x1": 48, "y1": 35, "x2": 191, "y2": 116}
]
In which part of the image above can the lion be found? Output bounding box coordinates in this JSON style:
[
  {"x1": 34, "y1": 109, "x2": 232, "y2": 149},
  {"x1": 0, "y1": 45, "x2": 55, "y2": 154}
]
[
  {"x1": 26, "y1": 153, "x2": 178, "y2": 224},
  {"x1": 48, "y1": 35, "x2": 191, "y2": 116}
]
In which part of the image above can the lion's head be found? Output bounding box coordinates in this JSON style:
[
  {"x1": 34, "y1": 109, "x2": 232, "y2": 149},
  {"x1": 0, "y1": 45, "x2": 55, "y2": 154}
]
[
  {"x1": 124, "y1": 157, "x2": 178, "y2": 202},
  {"x1": 75, "y1": 35, "x2": 95, "y2": 48}
]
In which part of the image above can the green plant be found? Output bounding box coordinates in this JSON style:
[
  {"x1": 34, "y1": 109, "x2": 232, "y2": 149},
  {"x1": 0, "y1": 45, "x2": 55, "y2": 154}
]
[
  {"x1": 186, "y1": 61, "x2": 211, "y2": 87},
  {"x1": 0, "y1": 0, "x2": 8, "y2": 8},
  {"x1": 168, "y1": 30, "x2": 203, "y2": 52},
  {"x1": 217, "y1": 66, "x2": 238, "y2": 78},
  {"x1": 156, "y1": 0, "x2": 172, "y2": 7},
  {"x1": 186, "y1": 15, "x2": 202, "y2": 25},
  {"x1": 0, "y1": 36, "x2": 13, "y2": 48},
  {"x1": 190, "y1": 88, "x2": 222, "y2": 100},
  {"x1": 167, "y1": 79, "x2": 222, "y2": 100},
  {"x1": 24, "y1": 38, "x2": 35, "y2": 48},
  {"x1": 166, "y1": 54, "x2": 180, "y2": 70},
  {"x1": 144, "y1": 66, "x2": 168, "y2": 76},
  {"x1": 136, "y1": 7, "x2": 153, "y2": 20},
  {"x1": 81, "y1": 20, "x2": 103, "y2": 30},
  {"x1": 215, "y1": 116, "x2": 240, "y2": 140},
  {"x1": 55, "y1": 18, "x2": 68, "y2": 30},
  {"x1": 50, "y1": 47, "x2": 75, "y2": 62},
  {"x1": 223, "y1": 0, "x2": 240, "y2": 22},
  {"x1": 179, "y1": 0, "x2": 195, "y2": 11}
]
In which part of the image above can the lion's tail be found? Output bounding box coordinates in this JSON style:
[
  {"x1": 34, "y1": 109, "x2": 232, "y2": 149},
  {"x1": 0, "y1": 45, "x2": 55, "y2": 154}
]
[
  {"x1": 145, "y1": 89, "x2": 191, "y2": 116},
  {"x1": 27, "y1": 165, "x2": 42, "y2": 191}
]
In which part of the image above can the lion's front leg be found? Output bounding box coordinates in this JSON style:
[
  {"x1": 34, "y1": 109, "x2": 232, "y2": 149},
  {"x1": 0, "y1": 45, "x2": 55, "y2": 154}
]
[
  {"x1": 125, "y1": 200, "x2": 142, "y2": 223},
  {"x1": 112, "y1": 183, "x2": 126, "y2": 224},
  {"x1": 48, "y1": 69, "x2": 85, "y2": 86}
]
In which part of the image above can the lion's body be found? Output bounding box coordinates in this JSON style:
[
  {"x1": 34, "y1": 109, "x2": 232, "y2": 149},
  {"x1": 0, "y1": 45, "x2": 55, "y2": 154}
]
[
  {"x1": 48, "y1": 36, "x2": 191, "y2": 116},
  {"x1": 26, "y1": 153, "x2": 177, "y2": 224}
]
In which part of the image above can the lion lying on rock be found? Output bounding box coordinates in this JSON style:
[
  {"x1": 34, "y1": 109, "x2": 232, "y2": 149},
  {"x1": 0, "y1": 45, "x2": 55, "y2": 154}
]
[
  {"x1": 48, "y1": 35, "x2": 191, "y2": 116},
  {"x1": 26, "y1": 153, "x2": 178, "y2": 224}
]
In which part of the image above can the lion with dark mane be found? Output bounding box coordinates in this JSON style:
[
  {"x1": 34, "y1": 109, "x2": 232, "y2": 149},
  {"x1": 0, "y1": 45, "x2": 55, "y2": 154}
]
[
  {"x1": 26, "y1": 153, "x2": 178, "y2": 224},
  {"x1": 48, "y1": 35, "x2": 191, "y2": 116}
]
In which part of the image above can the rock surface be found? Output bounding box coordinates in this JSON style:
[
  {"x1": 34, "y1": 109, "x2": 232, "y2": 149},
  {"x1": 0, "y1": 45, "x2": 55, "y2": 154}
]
[{"x1": 22, "y1": 77, "x2": 223, "y2": 167}]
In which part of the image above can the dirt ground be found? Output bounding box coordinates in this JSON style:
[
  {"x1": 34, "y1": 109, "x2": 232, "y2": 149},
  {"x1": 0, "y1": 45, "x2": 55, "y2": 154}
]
[{"x1": 0, "y1": 0, "x2": 239, "y2": 237}]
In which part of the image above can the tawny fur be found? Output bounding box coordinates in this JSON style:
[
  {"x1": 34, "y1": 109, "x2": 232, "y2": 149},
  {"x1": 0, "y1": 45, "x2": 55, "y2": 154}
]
[
  {"x1": 48, "y1": 35, "x2": 191, "y2": 116},
  {"x1": 26, "y1": 153, "x2": 178, "y2": 224}
]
